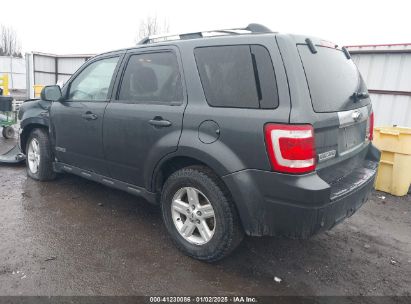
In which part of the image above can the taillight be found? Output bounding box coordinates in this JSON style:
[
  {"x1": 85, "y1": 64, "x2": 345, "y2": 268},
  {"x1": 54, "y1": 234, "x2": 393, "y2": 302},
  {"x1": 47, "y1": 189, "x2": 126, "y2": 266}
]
[
  {"x1": 264, "y1": 124, "x2": 316, "y2": 174},
  {"x1": 366, "y1": 112, "x2": 374, "y2": 141}
]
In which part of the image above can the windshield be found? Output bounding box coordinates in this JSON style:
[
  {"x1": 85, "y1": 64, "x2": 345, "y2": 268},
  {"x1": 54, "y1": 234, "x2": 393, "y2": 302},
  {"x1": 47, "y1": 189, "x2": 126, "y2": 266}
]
[{"x1": 298, "y1": 45, "x2": 369, "y2": 113}]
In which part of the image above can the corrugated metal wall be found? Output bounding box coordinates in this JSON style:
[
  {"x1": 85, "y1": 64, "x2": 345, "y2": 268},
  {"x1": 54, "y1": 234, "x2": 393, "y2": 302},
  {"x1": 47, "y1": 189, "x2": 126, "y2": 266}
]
[
  {"x1": 26, "y1": 52, "x2": 93, "y2": 98},
  {"x1": 349, "y1": 45, "x2": 411, "y2": 127},
  {"x1": 57, "y1": 57, "x2": 88, "y2": 84},
  {"x1": 0, "y1": 56, "x2": 26, "y2": 89},
  {"x1": 33, "y1": 54, "x2": 56, "y2": 85}
]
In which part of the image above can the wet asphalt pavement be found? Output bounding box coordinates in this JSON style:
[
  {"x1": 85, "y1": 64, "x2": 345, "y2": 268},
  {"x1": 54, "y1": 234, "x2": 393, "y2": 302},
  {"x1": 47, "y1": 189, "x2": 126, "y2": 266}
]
[{"x1": 1, "y1": 135, "x2": 411, "y2": 296}]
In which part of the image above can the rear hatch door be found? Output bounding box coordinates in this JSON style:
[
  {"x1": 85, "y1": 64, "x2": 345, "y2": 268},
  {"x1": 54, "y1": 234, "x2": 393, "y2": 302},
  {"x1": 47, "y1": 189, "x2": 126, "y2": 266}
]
[{"x1": 296, "y1": 41, "x2": 373, "y2": 186}]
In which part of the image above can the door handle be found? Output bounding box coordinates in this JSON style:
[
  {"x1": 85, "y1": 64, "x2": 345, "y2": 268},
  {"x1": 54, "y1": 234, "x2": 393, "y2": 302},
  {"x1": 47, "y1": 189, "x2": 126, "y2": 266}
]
[
  {"x1": 81, "y1": 112, "x2": 98, "y2": 120},
  {"x1": 148, "y1": 117, "x2": 172, "y2": 127}
]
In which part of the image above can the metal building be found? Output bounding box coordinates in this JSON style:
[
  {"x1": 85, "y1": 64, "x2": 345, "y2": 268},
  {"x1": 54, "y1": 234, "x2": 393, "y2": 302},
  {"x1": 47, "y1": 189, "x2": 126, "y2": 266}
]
[
  {"x1": 347, "y1": 44, "x2": 411, "y2": 127},
  {"x1": 25, "y1": 52, "x2": 94, "y2": 99}
]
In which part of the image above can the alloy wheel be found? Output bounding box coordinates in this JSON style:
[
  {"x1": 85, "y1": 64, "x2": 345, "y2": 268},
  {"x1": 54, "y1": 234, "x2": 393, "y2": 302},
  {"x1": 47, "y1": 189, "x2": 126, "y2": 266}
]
[
  {"x1": 171, "y1": 187, "x2": 216, "y2": 245},
  {"x1": 27, "y1": 138, "x2": 40, "y2": 174}
]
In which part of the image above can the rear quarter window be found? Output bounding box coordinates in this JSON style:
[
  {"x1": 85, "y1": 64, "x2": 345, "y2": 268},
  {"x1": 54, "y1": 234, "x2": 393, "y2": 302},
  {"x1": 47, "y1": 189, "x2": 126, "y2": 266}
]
[{"x1": 194, "y1": 45, "x2": 278, "y2": 109}]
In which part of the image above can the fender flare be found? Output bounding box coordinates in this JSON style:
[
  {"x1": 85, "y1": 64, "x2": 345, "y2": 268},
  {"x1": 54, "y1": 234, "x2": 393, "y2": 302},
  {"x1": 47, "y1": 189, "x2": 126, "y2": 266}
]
[
  {"x1": 21, "y1": 116, "x2": 49, "y2": 129},
  {"x1": 149, "y1": 144, "x2": 245, "y2": 192},
  {"x1": 20, "y1": 118, "x2": 49, "y2": 153}
]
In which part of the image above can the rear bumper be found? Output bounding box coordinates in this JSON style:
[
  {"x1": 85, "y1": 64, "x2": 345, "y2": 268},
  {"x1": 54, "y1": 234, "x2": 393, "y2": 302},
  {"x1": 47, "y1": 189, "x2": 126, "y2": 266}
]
[{"x1": 222, "y1": 144, "x2": 380, "y2": 238}]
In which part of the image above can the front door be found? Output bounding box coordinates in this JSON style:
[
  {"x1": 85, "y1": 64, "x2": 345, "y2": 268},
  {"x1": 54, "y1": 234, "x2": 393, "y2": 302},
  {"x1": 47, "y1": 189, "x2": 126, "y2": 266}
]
[
  {"x1": 103, "y1": 48, "x2": 186, "y2": 188},
  {"x1": 50, "y1": 55, "x2": 122, "y2": 175}
]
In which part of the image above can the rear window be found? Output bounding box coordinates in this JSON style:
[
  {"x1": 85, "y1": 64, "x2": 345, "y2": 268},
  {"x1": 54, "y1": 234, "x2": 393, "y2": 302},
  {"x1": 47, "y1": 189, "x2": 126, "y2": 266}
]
[
  {"x1": 118, "y1": 52, "x2": 183, "y2": 104},
  {"x1": 298, "y1": 45, "x2": 369, "y2": 113},
  {"x1": 194, "y1": 45, "x2": 278, "y2": 109}
]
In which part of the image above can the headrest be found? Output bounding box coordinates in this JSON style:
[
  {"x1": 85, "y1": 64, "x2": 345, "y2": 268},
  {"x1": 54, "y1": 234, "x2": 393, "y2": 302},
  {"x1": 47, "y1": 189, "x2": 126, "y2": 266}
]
[{"x1": 133, "y1": 66, "x2": 158, "y2": 93}]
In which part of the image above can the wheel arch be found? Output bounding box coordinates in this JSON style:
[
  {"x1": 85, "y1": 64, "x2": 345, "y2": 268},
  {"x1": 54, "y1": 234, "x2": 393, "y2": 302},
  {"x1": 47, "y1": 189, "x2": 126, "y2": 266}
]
[
  {"x1": 20, "y1": 122, "x2": 49, "y2": 154},
  {"x1": 150, "y1": 140, "x2": 246, "y2": 190},
  {"x1": 152, "y1": 155, "x2": 210, "y2": 195},
  {"x1": 151, "y1": 151, "x2": 237, "y2": 199}
]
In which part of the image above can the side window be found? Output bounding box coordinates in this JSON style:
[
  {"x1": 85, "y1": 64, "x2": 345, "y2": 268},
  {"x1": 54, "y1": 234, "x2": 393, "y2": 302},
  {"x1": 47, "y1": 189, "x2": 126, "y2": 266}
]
[
  {"x1": 250, "y1": 45, "x2": 279, "y2": 109},
  {"x1": 194, "y1": 45, "x2": 278, "y2": 109},
  {"x1": 68, "y1": 56, "x2": 119, "y2": 101},
  {"x1": 118, "y1": 52, "x2": 183, "y2": 103}
]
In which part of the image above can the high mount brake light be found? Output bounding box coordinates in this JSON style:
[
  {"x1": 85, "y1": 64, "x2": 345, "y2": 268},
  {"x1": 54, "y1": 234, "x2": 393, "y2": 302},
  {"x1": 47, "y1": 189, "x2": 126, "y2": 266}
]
[{"x1": 264, "y1": 124, "x2": 316, "y2": 174}]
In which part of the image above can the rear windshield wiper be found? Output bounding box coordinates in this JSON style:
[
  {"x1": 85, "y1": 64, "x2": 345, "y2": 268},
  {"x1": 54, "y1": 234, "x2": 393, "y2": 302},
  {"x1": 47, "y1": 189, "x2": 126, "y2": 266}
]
[{"x1": 351, "y1": 91, "x2": 369, "y2": 102}]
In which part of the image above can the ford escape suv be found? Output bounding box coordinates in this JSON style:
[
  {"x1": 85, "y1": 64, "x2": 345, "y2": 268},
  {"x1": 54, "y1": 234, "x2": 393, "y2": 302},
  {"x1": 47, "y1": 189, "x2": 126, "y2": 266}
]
[{"x1": 18, "y1": 24, "x2": 380, "y2": 262}]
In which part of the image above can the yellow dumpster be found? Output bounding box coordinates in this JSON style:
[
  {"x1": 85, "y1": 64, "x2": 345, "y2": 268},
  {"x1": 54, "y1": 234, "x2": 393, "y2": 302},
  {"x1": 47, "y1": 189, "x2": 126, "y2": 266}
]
[
  {"x1": 373, "y1": 126, "x2": 411, "y2": 196},
  {"x1": 33, "y1": 85, "x2": 45, "y2": 98}
]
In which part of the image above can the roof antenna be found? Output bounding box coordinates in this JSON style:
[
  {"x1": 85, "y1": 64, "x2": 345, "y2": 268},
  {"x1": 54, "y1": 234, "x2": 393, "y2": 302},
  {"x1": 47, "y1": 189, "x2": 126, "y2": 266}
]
[
  {"x1": 305, "y1": 38, "x2": 318, "y2": 54},
  {"x1": 342, "y1": 46, "x2": 351, "y2": 59},
  {"x1": 245, "y1": 23, "x2": 272, "y2": 33}
]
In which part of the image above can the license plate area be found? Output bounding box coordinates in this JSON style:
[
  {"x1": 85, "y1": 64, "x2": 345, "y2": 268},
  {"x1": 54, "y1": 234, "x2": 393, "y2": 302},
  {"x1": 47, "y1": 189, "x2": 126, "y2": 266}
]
[{"x1": 338, "y1": 121, "x2": 366, "y2": 154}]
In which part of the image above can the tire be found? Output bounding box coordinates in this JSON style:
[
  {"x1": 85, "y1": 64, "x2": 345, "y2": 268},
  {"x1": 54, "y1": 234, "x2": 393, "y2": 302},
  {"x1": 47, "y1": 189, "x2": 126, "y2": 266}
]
[
  {"x1": 2, "y1": 126, "x2": 15, "y2": 139},
  {"x1": 26, "y1": 128, "x2": 56, "y2": 181},
  {"x1": 161, "y1": 166, "x2": 244, "y2": 262}
]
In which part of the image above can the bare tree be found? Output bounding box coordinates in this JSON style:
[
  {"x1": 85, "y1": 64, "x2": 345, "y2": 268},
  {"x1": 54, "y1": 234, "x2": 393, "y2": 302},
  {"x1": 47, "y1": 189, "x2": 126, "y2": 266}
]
[
  {"x1": 0, "y1": 25, "x2": 22, "y2": 57},
  {"x1": 136, "y1": 16, "x2": 170, "y2": 42}
]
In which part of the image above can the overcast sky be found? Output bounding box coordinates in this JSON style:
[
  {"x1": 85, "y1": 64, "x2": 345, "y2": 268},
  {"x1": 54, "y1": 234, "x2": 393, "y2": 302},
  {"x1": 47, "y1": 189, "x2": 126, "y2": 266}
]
[{"x1": 2, "y1": 0, "x2": 410, "y2": 55}]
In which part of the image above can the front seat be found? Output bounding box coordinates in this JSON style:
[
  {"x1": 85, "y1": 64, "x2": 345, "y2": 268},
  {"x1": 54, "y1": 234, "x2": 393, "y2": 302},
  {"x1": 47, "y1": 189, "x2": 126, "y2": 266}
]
[{"x1": 129, "y1": 66, "x2": 158, "y2": 101}]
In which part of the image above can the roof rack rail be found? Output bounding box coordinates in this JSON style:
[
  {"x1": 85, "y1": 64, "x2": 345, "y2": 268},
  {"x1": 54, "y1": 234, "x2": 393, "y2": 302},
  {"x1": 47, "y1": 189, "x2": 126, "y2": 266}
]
[{"x1": 137, "y1": 23, "x2": 272, "y2": 45}]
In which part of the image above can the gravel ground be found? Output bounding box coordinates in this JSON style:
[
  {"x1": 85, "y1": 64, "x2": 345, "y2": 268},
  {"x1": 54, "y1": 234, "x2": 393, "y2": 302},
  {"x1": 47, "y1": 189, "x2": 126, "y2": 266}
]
[{"x1": 0, "y1": 135, "x2": 410, "y2": 297}]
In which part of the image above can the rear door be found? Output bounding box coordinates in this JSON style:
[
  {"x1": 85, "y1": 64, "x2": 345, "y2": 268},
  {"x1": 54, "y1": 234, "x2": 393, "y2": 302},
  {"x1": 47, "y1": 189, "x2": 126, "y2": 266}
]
[
  {"x1": 103, "y1": 46, "x2": 186, "y2": 188},
  {"x1": 50, "y1": 54, "x2": 122, "y2": 175}
]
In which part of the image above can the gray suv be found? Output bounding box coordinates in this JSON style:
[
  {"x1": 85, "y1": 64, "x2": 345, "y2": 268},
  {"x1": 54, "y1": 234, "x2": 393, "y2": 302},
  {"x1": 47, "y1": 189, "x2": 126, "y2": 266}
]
[{"x1": 18, "y1": 24, "x2": 380, "y2": 261}]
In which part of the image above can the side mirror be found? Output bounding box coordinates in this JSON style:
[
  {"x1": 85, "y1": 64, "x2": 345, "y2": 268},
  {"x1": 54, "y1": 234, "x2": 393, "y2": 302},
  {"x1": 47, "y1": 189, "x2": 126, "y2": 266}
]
[{"x1": 40, "y1": 85, "x2": 62, "y2": 101}]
